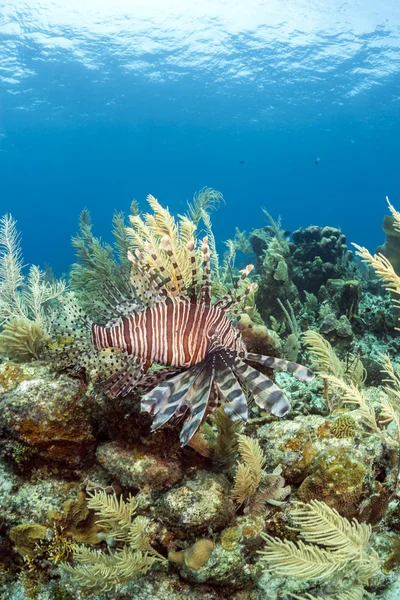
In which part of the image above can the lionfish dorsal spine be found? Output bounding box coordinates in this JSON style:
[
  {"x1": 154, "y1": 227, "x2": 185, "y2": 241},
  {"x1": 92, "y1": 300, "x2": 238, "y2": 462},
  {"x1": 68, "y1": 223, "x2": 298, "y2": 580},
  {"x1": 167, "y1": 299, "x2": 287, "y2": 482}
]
[
  {"x1": 214, "y1": 265, "x2": 256, "y2": 312},
  {"x1": 187, "y1": 238, "x2": 199, "y2": 300},
  {"x1": 160, "y1": 235, "x2": 187, "y2": 295},
  {"x1": 128, "y1": 249, "x2": 163, "y2": 305},
  {"x1": 143, "y1": 241, "x2": 178, "y2": 295},
  {"x1": 200, "y1": 236, "x2": 212, "y2": 304}
]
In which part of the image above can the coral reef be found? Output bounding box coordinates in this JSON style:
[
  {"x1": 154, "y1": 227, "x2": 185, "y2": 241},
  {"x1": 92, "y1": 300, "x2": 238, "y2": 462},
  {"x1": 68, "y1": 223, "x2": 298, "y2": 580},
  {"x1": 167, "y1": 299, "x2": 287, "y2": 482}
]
[
  {"x1": 169, "y1": 539, "x2": 215, "y2": 570},
  {"x1": 259, "y1": 500, "x2": 380, "y2": 598},
  {"x1": 289, "y1": 225, "x2": 354, "y2": 296},
  {"x1": 96, "y1": 441, "x2": 183, "y2": 491},
  {"x1": 159, "y1": 470, "x2": 236, "y2": 534},
  {"x1": 297, "y1": 447, "x2": 367, "y2": 518},
  {"x1": 1, "y1": 362, "x2": 97, "y2": 470},
  {"x1": 0, "y1": 215, "x2": 66, "y2": 361},
  {"x1": 3, "y1": 194, "x2": 400, "y2": 600}
]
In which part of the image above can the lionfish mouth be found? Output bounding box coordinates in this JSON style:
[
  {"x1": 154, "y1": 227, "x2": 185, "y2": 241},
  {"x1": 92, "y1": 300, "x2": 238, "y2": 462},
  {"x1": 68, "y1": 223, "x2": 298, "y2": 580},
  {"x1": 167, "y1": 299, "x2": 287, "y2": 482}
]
[{"x1": 141, "y1": 349, "x2": 314, "y2": 446}]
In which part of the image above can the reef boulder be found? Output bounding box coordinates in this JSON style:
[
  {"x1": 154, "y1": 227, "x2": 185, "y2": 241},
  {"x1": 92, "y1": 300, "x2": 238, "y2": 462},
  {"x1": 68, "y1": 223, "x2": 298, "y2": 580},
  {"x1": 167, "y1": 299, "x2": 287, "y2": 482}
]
[
  {"x1": 96, "y1": 440, "x2": 183, "y2": 492},
  {"x1": 159, "y1": 470, "x2": 235, "y2": 534},
  {"x1": 0, "y1": 363, "x2": 97, "y2": 469},
  {"x1": 290, "y1": 225, "x2": 353, "y2": 295}
]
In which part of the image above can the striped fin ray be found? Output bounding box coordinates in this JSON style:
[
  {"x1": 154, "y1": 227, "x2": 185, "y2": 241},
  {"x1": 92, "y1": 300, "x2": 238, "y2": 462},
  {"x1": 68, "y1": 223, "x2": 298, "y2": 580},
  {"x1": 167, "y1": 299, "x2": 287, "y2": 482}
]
[
  {"x1": 245, "y1": 353, "x2": 315, "y2": 383},
  {"x1": 200, "y1": 236, "x2": 212, "y2": 304},
  {"x1": 141, "y1": 364, "x2": 206, "y2": 430},
  {"x1": 127, "y1": 249, "x2": 166, "y2": 305},
  {"x1": 98, "y1": 351, "x2": 144, "y2": 398},
  {"x1": 49, "y1": 296, "x2": 94, "y2": 369},
  {"x1": 160, "y1": 235, "x2": 187, "y2": 295},
  {"x1": 214, "y1": 265, "x2": 255, "y2": 309},
  {"x1": 143, "y1": 241, "x2": 178, "y2": 295},
  {"x1": 233, "y1": 358, "x2": 291, "y2": 417},
  {"x1": 135, "y1": 367, "x2": 183, "y2": 395},
  {"x1": 227, "y1": 282, "x2": 258, "y2": 317},
  {"x1": 206, "y1": 381, "x2": 220, "y2": 415},
  {"x1": 179, "y1": 362, "x2": 215, "y2": 446},
  {"x1": 187, "y1": 238, "x2": 200, "y2": 299},
  {"x1": 214, "y1": 364, "x2": 248, "y2": 422}
]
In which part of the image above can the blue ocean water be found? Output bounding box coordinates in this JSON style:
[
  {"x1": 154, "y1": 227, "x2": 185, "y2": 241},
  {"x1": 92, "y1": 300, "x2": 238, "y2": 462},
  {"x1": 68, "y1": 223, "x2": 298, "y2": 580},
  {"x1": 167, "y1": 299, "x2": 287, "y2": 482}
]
[{"x1": 0, "y1": 0, "x2": 399, "y2": 275}]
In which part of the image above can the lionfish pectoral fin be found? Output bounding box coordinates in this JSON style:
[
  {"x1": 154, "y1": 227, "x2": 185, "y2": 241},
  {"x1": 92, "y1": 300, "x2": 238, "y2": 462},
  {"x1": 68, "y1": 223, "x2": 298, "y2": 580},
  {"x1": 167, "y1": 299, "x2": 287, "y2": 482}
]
[
  {"x1": 97, "y1": 352, "x2": 144, "y2": 398},
  {"x1": 215, "y1": 366, "x2": 248, "y2": 422},
  {"x1": 233, "y1": 359, "x2": 290, "y2": 417},
  {"x1": 179, "y1": 366, "x2": 214, "y2": 446},
  {"x1": 245, "y1": 353, "x2": 315, "y2": 383},
  {"x1": 141, "y1": 370, "x2": 192, "y2": 418},
  {"x1": 141, "y1": 364, "x2": 205, "y2": 431},
  {"x1": 136, "y1": 367, "x2": 182, "y2": 396}
]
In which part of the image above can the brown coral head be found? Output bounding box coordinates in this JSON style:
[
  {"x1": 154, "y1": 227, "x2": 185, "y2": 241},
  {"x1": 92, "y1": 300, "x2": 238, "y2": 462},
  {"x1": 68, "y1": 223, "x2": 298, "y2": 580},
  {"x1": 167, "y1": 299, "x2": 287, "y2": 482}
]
[
  {"x1": 169, "y1": 539, "x2": 215, "y2": 571},
  {"x1": 184, "y1": 539, "x2": 215, "y2": 570}
]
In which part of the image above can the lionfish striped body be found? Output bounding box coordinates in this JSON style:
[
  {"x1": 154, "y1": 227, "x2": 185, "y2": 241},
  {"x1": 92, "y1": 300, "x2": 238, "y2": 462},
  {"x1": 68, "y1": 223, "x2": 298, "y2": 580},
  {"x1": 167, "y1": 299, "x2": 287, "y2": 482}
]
[
  {"x1": 53, "y1": 212, "x2": 314, "y2": 446},
  {"x1": 92, "y1": 296, "x2": 245, "y2": 369}
]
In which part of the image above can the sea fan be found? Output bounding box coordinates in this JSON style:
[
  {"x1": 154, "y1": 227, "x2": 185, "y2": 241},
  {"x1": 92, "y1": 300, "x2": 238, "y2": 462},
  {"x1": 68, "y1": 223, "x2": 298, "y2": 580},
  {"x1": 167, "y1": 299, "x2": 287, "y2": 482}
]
[
  {"x1": 260, "y1": 500, "x2": 380, "y2": 588},
  {"x1": 60, "y1": 491, "x2": 165, "y2": 592}
]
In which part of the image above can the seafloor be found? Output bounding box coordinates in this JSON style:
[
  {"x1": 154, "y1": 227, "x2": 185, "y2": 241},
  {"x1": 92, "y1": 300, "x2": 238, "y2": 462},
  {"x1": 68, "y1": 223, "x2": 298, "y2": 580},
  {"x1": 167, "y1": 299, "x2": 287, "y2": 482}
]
[{"x1": 1, "y1": 193, "x2": 400, "y2": 600}]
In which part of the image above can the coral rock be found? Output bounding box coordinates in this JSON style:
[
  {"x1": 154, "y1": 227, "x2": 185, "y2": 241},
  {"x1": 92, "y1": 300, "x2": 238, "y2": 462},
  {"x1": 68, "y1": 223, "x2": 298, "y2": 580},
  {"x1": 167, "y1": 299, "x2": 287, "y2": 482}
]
[
  {"x1": 1, "y1": 363, "x2": 96, "y2": 469},
  {"x1": 290, "y1": 225, "x2": 353, "y2": 295},
  {"x1": 173, "y1": 514, "x2": 264, "y2": 586},
  {"x1": 257, "y1": 416, "x2": 323, "y2": 484},
  {"x1": 298, "y1": 447, "x2": 366, "y2": 519},
  {"x1": 96, "y1": 441, "x2": 183, "y2": 491},
  {"x1": 238, "y1": 314, "x2": 282, "y2": 357},
  {"x1": 336, "y1": 314, "x2": 353, "y2": 338},
  {"x1": 169, "y1": 539, "x2": 215, "y2": 571},
  {"x1": 159, "y1": 471, "x2": 235, "y2": 534},
  {"x1": 9, "y1": 523, "x2": 47, "y2": 557},
  {"x1": 0, "y1": 361, "x2": 29, "y2": 393},
  {"x1": 331, "y1": 414, "x2": 356, "y2": 438}
]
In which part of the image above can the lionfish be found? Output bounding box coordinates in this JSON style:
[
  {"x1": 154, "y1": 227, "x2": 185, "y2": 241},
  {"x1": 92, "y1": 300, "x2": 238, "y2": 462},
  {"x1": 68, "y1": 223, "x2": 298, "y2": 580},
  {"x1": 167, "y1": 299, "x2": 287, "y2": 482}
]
[{"x1": 53, "y1": 201, "x2": 314, "y2": 446}]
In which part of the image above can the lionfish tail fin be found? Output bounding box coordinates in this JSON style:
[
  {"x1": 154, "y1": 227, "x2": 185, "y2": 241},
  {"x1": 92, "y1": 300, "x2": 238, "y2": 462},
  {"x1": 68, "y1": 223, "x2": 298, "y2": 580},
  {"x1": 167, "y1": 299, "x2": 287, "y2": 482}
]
[
  {"x1": 233, "y1": 358, "x2": 291, "y2": 417},
  {"x1": 246, "y1": 353, "x2": 315, "y2": 383}
]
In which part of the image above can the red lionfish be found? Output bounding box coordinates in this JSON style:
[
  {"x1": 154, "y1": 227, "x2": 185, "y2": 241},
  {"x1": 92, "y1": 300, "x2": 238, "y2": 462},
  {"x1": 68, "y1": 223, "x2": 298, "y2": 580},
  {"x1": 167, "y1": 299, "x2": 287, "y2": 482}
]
[{"x1": 53, "y1": 198, "x2": 314, "y2": 446}]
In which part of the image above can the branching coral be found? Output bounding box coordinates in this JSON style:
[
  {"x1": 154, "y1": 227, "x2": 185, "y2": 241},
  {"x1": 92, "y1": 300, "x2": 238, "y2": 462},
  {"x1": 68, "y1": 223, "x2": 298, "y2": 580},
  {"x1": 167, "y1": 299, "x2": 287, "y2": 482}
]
[
  {"x1": 302, "y1": 330, "x2": 345, "y2": 380},
  {"x1": 0, "y1": 318, "x2": 46, "y2": 361},
  {"x1": 70, "y1": 208, "x2": 135, "y2": 319},
  {"x1": 213, "y1": 406, "x2": 243, "y2": 467},
  {"x1": 232, "y1": 434, "x2": 290, "y2": 513},
  {"x1": 61, "y1": 546, "x2": 156, "y2": 591},
  {"x1": 60, "y1": 490, "x2": 165, "y2": 592},
  {"x1": 290, "y1": 587, "x2": 366, "y2": 600},
  {"x1": 302, "y1": 330, "x2": 367, "y2": 412},
  {"x1": 127, "y1": 193, "x2": 197, "y2": 291},
  {"x1": 278, "y1": 298, "x2": 301, "y2": 361},
  {"x1": 0, "y1": 214, "x2": 66, "y2": 360},
  {"x1": 259, "y1": 500, "x2": 380, "y2": 597},
  {"x1": 232, "y1": 434, "x2": 266, "y2": 505},
  {"x1": 126, "y1": 190, "x2": 257, "y2": 309}
]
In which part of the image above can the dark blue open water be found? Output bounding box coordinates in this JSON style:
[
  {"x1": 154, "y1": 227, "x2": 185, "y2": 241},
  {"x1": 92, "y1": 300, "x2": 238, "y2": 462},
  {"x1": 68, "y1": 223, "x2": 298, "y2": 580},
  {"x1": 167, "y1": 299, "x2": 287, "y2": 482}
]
[{"x1": 1, "y1": 1, "x2": 399, "y2": 274}]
